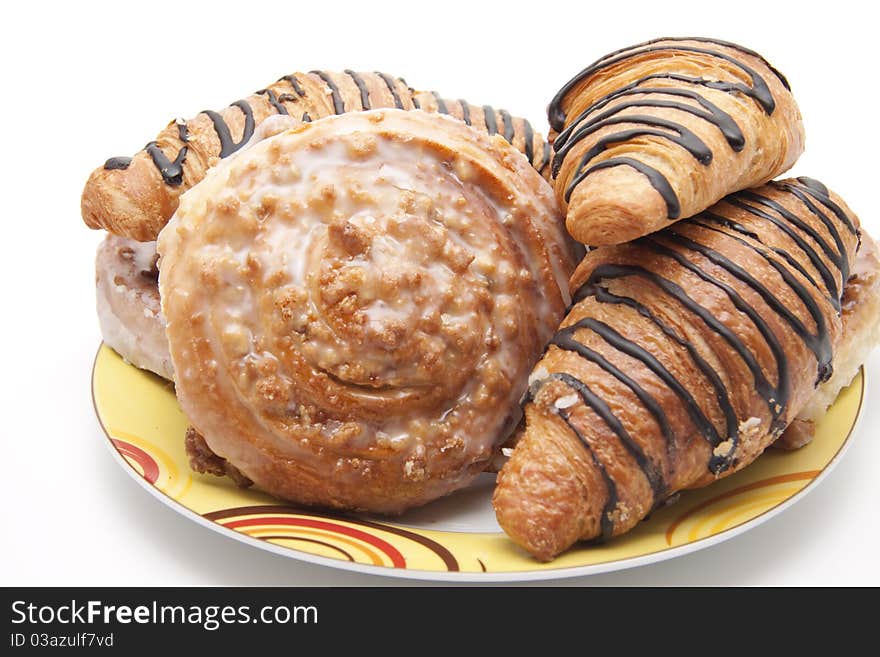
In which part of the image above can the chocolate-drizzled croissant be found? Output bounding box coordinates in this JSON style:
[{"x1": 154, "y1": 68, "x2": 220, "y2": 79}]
[
  {"x1": 493, "y1": 178, "x2": 868, "y2": 560},
  {"x1": 547, "y1": 37, "x2": 805, "y2": 246},
  {"x1": 81, "y1": 71, "x2": 550, "y2": 241}
]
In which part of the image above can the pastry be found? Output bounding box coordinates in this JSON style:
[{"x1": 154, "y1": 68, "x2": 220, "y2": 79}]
[
  {"x1": 95, "y1": 234, "x2": 172, "y2": 380},
  {"x1": 157, "y1": 109, "x2": 581, "y2": 513},
  {"x1": 776, "y1": 231, "x2": 880, "y2": 449},
  {"x1": 185, "y1": 427, "x2": 253, "y2": 488},
  {"x1": 412, "y1": 92, "x2": 553, "y2": 180},
  {"x1": 548, "y1": 37, "x2": 805, "y2": 245},
  {"x1": 493, "y1": 177, "x2": 875, "y2": 560},
  {"x1": 81, "y1": 71, "x2": 550, "y2": 241},
  {"x1": 92, "y1": 116, "x2": 302, "y2": 379}
]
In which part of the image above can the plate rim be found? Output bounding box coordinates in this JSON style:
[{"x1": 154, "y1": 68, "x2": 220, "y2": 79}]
[{"x1": 92, "y1": 344, "x2": 867, "y2": 582}]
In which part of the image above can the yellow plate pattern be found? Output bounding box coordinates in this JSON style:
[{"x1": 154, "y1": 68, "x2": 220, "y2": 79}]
[{"x1": 92, "y1": 344, "x2": 865, "y2": 580}]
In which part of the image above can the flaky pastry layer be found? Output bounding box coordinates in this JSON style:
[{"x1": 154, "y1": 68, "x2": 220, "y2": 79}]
[
  {"x1": 494, "y1": 178, "x2": 868, "y2": 560},
  {"x1": 548, "y1": 37, "x2": 804, "y2": 246}
]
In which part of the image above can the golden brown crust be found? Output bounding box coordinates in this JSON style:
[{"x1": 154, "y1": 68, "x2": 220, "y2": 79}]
[
  {"x1": 494, "y1": 178, "x2": 863, "y2": 559},
  {"x1": 548, "y1": 37, "x2": 805, "y2": 246},
  {"x1": 82, "y1": 71, "x2": 552, "y2": 241},
  {"x1": 776, "y1": 231, "x2": 880, "y2": 449},
  {"x1": 774, "y1": 418, "x2": 814, "y2": 451},
  {"x1": 185, "y1": 426, "x2": 253, "y2": 487},
  {"x1": 412, "y1": 93, "x2": 551, "y2": 180},
  {"x1": 159, "y1": 109, "x2": 579, "y2": 514}
]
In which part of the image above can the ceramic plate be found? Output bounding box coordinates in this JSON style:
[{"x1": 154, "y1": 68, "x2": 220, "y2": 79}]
[{"x1": 92, "y1": 344, "x2": 866, "y2": 581}]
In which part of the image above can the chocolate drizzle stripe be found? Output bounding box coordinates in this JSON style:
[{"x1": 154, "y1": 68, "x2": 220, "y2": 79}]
[
  {"x1": 550, "y1": 371, "x2": 665, "y2": 501},
  {"x1": 792, "y1": 176, "x2": 860, "y2": 250},
  {"x1": 549, "y1": 39, "x2": 779, "y2": 131},
  {"x1": 103, "y1": 156, "x2": 132, "y2": 170},
  {"x1": 787, "y1": 178, "x2": 858, "y2": 237},
  {"x1": 431, "y1": 92, "x2": 448, "y2": 114},
  {"x1": 411, "y1": 94, "x2": 421, "y2": 109},
  {"x1": 641, "y1": 237, "x2": 788, "y2": 413},
  {"x1": 302, "y1": 112, "x2": 312, "y2": 123},
  {"x1": 699, "y1": 210, "x2": 759, "y2": 240},
  {"x1": 568, "y1": 311, "x2": 733, "y2": 472},
  {"x1": 552, "y1": 328, "x2": 676, "y2": 463},
  {"x1": 572, "y1": 157, "x2": 681, "y2": 219},
  {"x1": 457, "y1": 100, "x2": 472, "y2": 126},
  {"x1": 559, "y1": 115, "x2": 713, "y2": 188},
  {"x1": 176, "y1": 121, "x2": 189, "y2": 142},
  {"x1": 576, "y1": 282, "x2": 739, "y2": 468},
  {"x1": 590, "y1": 37, "x2": 790, "y2": 90},
  {"x1": 555, "y1": 80, "x2": 747, "y2": 153},
  {"x1": 256, "y1": 88, "x2": 289, "y2": 115},
  {"x1": 604, "y1": 73, "x2": 770, "y2": 115},
  {"x1": 201, "y1": 100, "x2": 255, "y2": 158},
  {"x1": 523, "y1": 119, "x2": 535, "y2": 163},
  {"x1": 482, "y1": 106, "x2": 498, "y2": 136},
  {"x1": 538, "y1": 142, "x2": 552, "y2": 175},
  {"x1": 580, "y1": 257, "x2": 791, "y2": 468},
  {"x1": 499, "y1": 109, "x2": 515, "y2": 144},
  {"x1": 662, "y1": 230, "x2": 832, "y2": 383},
  {"x1": 344, "y1": 70, "x2": 371, "y2": 110},
  {"x1": 739, "y1": 190, "x2": 845, "y2": 279},
  {"x1": 797, "y1": 177, "x2": 828, "y2": 196},
  {"x1": 727, "y1": 194, "x2": 840, "y2": 302},
  {"x1": 311, "y1": 71, "x2": 345, "y2": 114},
  {"x1": 144, "y1": 141, "x2": 187, "y2": 186},
  {"x1": 375, "y1": 72, "x2": 404, "y2": 109},
  {"x1": 280, "y1": 74, "x2": 306, "y2": 97},
  {"x1": 554, "y1": 391, "x2": 618, "y2": 540},
  {"x1": 553, "y1": 89, "x2": 745, "y2": 171},
  {"x1": 694, "y1": 215, "x2": 830, "y2": 307},
  {"x1": 770, "y1": 182, "x2": 852, "y2": 284}
]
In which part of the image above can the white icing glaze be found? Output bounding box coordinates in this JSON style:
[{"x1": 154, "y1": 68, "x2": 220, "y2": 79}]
[
  {"x1": 95, "y1": 234, "x2": 173, "y2": 380},
  {"x1": 158, "y1": 109, "x2": 577, "y2": 512}
]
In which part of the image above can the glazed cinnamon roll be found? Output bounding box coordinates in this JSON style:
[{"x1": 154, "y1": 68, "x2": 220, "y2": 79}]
[{"x1": 158, "y1": 109, "x2": 580, "y2": 513}]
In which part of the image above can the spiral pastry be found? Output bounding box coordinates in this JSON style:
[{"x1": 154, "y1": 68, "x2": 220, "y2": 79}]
[
  {"x1": 82, "y1": 70, "x2": 551, "y2": 242},
  {"x1": 493, "y1": 178, "x2": 871, "y2": 560},
  {"x1": 548, "y1": 37, "x2": 805, "y2": 246},
  {"x1": 158, "y1": 109, "x2": 579, "y2": 513}
]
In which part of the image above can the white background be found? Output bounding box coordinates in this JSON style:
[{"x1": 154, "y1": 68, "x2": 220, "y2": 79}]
[{"x1": 1, "y1": 0, "x2": 878, "y2": 586}]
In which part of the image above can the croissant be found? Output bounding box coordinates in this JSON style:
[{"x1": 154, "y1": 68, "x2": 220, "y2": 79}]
[
  {"x1": 81, "y1": 70, "x2": 550, "y2": 241},
  {"x1": 157, "y1": 108, "x2": 581, "y2": 513},
  {"x1": 493, "y1": 177, "x2": 875, "y2": 560},
  {"x1": 548, "y1": 37, "x2": 805, "y2": 246}
]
